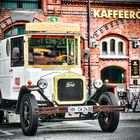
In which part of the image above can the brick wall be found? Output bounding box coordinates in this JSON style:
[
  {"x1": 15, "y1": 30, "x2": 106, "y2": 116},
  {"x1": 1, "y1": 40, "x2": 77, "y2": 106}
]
[{"x1": 0, "y1": 0, "x2": 140, "y2": 89}]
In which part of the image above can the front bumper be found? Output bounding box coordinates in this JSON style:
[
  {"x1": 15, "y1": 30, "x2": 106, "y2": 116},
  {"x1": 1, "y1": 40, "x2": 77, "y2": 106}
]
[{"x1": 35, "y1": 105, "x2": 125, "y2": 116}]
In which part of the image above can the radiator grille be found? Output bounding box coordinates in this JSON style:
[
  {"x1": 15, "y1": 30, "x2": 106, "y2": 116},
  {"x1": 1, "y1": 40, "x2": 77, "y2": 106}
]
[{"x1": 58, "y1": 79, "x2": 83, "y2": 101}]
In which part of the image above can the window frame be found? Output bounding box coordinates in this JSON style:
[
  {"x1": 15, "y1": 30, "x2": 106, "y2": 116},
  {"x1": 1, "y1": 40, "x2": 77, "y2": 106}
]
[
  {"x1": 27, "y1": 36, "x2": 79, "y2": 66},
  {"x1": 1, "y1": 0, "x2": 41, "y2": 9},
  {"x1": 11, "y1": 36, "x2": 24, "y2": 67},
  {"x1": 100, "y1": 37, "x2": 127, "y2": 59}
]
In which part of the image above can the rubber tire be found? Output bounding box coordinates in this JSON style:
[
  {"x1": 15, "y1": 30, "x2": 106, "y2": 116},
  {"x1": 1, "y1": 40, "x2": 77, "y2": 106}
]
[
  {"x1": 20, "y1": 94, "x2": 38, "y2": 136},
  {"x1": 0, "y1": 110, "x2": 4, "y2": 124},
  {"x1": 98, "y1": 92, "x2": 120, "y2": 132}
]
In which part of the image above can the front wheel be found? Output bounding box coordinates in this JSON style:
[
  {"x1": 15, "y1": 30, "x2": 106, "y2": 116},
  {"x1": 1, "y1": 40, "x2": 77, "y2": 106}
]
[
  {"x1": 98, "y1": 92, "x2": 120, "y2": 132},
  {"x1": 20, "y1": 94, "x2": 38, "y2": 136}
]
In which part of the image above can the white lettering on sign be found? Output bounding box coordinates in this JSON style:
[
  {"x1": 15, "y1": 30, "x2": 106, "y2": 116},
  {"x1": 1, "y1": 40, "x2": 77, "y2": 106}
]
[
  {"x1": 66, "y1": 82, "x2": 75, "y2": 88},
  {"x1": 92, "y1": 9, "x2": 140, "y2": 19}
]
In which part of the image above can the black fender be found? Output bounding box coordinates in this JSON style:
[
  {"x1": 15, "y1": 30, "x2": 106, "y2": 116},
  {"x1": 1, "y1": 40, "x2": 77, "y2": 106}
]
[
  {"x1": 90, "y1": 84, "x2": 115, "y2": 103},
  {"x1": 15, "y1": 86, "x2": 31, "y2": 114},
  {"x1": 15, "y1": 86, "x2": 53, "y2": 113}
]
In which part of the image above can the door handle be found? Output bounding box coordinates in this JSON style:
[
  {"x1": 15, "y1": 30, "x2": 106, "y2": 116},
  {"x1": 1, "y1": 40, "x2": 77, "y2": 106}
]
[{"x1": 9, "y1": 69, "x2": 13, "y2": 72}]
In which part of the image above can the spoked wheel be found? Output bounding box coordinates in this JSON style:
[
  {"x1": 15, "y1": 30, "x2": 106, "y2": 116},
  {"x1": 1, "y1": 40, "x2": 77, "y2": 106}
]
[
  {"x1": 0, "y1": 110, "x2": 4, "y2": 124},
  {"x1": 20, "y1": 94, "x2": 38, "y2": 136},
  {"x1": 98, "y1": 92, "x2": 120, "y2": 132}
]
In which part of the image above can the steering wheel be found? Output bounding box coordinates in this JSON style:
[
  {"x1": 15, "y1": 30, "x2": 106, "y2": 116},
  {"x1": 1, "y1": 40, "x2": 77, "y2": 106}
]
[{"x1": 56, "y1": 55, "x2": 73, "y2": 62}]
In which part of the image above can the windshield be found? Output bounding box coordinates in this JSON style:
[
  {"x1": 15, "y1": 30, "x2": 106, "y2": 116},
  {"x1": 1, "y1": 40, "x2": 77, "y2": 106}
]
[{"x1": 28, "y1": 35, "x2": 78, "y2": 66}]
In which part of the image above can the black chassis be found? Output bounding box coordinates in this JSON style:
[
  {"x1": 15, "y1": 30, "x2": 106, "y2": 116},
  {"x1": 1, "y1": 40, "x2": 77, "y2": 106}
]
[{"x1": 0, "y1": 84, "x2": 124, "y2": 120}]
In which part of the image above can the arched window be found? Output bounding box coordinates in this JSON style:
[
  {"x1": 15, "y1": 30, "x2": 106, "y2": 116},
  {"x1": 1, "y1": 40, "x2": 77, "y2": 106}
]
[
  {"x1": 100, "y1": 37, "x2": 126, "y2": 59},
  {"x1": 118, "y1": 41, "x2": 123, "y2": 54},
  {"x1": 102, "y1": 41, "x2": 107, "y2": 54},
  {"x1": 4, "y1": 25, "x2": 25, "y2": 38},
  {"x1": 110, "y1": 39, "x2": 115, "y2": 54}
]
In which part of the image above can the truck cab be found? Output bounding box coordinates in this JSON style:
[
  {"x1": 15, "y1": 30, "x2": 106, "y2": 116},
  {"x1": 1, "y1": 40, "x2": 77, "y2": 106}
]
[{"x1": 0, "y1": 22, "x2": 123, "y2": 136}]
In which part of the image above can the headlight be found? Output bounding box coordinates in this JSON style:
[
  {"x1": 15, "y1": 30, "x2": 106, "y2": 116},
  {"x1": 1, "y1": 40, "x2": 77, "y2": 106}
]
[
  {"x1": 93, "y1": 79, "x2": 103, "y2": 89},
  {"x1": 37, "y1": 79, "x2": 48, "y2": 89}
]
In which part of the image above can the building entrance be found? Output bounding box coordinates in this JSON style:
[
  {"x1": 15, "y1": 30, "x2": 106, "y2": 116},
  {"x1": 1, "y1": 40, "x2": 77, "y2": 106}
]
[{"x1": 101, "y1": 66, "x2": 125, "y2": 84}]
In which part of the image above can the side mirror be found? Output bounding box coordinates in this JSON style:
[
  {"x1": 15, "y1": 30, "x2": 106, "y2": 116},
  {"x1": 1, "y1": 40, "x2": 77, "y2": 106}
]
[{"x1": 84, "y1": 48, "x2": 90, "y2": 60}]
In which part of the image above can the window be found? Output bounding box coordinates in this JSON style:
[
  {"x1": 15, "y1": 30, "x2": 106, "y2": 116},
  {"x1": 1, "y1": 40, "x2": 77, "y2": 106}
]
[
  {"x1": 100, "y1": 37, "x2": 126, "y2": 59},
  {"x1": 28, "y1": 36, "x2": 78, "y2": 66},
  {"x1": 102, "y1": 41, "x2": 107, "y2": 54},
  {"x1": 118, "y1": 42, "x2": 123, "y2": 54},
  {"x1": 4, "y1": 25, "x2": 25, "y2": 38},
  {"x1": 2, "y1": 0, "x2": 41, "y2": 9},
  {"x1": 11, "y1": 37, "x2": 24, "y2": 67},
  {"x1": 110, "y1": 39, "x2": 115, "y2": 54}
]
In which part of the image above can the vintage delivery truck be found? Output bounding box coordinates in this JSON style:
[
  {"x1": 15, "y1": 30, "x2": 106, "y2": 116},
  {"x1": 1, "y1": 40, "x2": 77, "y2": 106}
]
[{"x1": 0, "y1": 22, "x2": 124, "y2": 136}]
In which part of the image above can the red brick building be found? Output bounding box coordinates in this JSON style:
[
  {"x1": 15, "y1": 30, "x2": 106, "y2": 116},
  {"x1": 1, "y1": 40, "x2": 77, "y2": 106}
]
[{"x1": 0, "y1": 0, "x2": 140, "y2": 92}]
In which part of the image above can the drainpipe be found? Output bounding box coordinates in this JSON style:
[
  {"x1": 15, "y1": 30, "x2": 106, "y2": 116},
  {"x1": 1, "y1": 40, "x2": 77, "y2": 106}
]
[{"x1": 87, "y1": 0, "x2": 91, "y2": 94}]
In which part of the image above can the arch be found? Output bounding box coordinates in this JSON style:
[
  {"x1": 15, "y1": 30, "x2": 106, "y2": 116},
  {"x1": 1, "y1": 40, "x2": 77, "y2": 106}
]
[
  {"x1": 1, "y1": 21, "x2": 27, "y2": 33},
  {"x1": 101, "y1": 66, "x2": 126, "y2": 84},
  {"x1": 93, "y1": 19, "x2": 140, "y2": 40},
  {"x1": 1, "y1": 21, "x2": 28, "y2": 39},
  {"x1": 0, "y1": 16, "x2": 41, "y2": 39},
  {"x1": 2, "y1": 22, "x2": 27, "y2": 38},
  {"x1": 100, "y1": 33, "x2": 129, "y2": 42}
]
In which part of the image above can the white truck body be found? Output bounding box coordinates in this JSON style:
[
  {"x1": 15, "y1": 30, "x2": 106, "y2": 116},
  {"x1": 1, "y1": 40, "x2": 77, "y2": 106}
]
[
  {"x1": 0, "y1": 23, "x2": 121, "y2": 136},
  {"x1": 0, "y1": 34, "x2": 82, "y2": 101}
]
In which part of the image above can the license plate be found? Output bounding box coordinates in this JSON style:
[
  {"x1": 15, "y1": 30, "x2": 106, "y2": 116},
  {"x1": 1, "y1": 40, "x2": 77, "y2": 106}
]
[{"x1": 68, "y1": 106, "x2": 93, "y2": 113}]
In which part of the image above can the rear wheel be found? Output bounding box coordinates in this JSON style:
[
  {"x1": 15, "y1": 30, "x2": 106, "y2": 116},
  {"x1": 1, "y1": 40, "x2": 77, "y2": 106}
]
[
  {"x1": 98, "y1": 92, "x2": 120, "y2": 132},
  {"x1": 20, "y1": 94, "x2": 38, "y2": 136},
  {"x1": 0, "y1": 110, "x2": 4, "y2": 124}
]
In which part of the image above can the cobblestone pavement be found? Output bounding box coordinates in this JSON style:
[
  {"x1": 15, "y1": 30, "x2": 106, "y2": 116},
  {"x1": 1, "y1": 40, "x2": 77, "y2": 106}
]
[{"x1": 120, "y1": 111, "x2": 140, "y2": 120}]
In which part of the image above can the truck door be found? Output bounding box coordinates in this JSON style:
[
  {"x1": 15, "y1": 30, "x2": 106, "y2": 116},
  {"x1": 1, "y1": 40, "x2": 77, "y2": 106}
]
[{"x1": 10, "y1": 36, "x2": 25, "y2": 99}]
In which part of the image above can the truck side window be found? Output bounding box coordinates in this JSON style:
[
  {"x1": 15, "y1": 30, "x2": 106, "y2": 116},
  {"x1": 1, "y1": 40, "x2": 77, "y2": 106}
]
[{"x1": 11, "y1": 37, "x2": 24, "y2": 67}]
